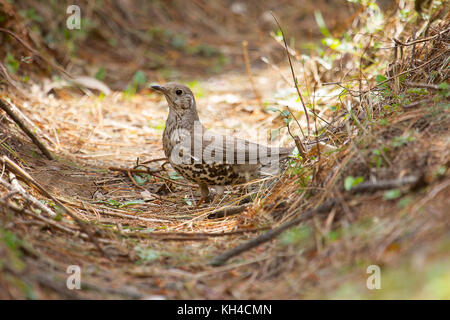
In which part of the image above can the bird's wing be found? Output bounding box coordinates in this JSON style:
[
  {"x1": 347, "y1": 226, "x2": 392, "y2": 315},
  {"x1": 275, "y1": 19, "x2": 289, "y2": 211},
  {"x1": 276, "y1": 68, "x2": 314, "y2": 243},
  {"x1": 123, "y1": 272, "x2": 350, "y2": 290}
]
[{"x1": 190, "y1": 128, "x2": 293, "y2": 166}]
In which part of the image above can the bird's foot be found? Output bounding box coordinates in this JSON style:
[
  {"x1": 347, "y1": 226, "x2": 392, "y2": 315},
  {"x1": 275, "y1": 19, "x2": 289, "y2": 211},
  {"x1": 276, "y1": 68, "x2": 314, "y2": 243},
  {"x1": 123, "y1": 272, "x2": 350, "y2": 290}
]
[{"x1": 195, "y1": 194, "x2": 214, "y2": 208}]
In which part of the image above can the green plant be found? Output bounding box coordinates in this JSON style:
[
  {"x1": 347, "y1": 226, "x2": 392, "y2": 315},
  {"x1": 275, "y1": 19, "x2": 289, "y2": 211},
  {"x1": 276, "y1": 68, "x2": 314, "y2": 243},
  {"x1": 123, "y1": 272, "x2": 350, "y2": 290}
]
[
  {"x1": 384, "y1": 189, "x2": 402, "y2": 200},
  {"x1": 94, "y1": 67, "x2": 106, "y2": 81},
  {"x1": 344, "y1": 176, "x2": 364, "y2": 191},
  {"x1": 124, "y1": 70, "x2": 147, "y2": 96},
  {"x1": 4, "y1": 53, "x2": 19, "y2": 74},
  {"x1": 134, "y1": 246, "x2": 161, "y2": 263},
  {"x1": 370, "y1": 146, "x2": 389, "y2": 168},
  {"x1": 437, "y1": 82, "x2": 449, "y2": 98},
  {"x1": 102, "y1": 199, "x2": 146, "y2": 208},
  {"x1": 280, "y1": 225, "x2": 312, "y2": 246},
  {"x1": 391, "y1": 134, "x2": 416, "y2": 147}
]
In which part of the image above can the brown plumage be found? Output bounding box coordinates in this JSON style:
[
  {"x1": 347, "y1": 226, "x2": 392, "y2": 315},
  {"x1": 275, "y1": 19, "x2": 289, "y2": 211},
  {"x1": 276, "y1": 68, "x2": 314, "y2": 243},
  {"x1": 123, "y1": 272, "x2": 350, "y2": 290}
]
[{"x1": 152, "y1": 83, "x2": 293, "y2": 200}]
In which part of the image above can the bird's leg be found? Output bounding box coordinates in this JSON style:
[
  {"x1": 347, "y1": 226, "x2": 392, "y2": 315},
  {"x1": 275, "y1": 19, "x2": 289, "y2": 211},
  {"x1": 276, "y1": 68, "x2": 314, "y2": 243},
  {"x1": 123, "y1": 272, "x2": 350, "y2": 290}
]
[
  {"x1": 210, "y1": 185, "x2": 225, "y2": 205},
  {"x1": 196, "y1": 183, "x2": 211, "y2": 207}
]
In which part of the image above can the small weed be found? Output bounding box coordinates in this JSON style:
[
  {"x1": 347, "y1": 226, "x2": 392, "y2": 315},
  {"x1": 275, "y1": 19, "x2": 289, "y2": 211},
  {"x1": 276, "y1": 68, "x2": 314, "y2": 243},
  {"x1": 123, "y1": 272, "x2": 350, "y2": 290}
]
[{"x1": 344, "y1": 176, "x2": 364, "y2": 191}]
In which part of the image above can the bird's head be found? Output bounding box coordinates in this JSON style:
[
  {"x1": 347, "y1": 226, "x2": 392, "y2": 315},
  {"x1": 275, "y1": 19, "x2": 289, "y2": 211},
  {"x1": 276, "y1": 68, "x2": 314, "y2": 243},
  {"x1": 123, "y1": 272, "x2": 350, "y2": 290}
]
[{"x1": 151, "y1": 83, "x2": 196, "y2": 114}]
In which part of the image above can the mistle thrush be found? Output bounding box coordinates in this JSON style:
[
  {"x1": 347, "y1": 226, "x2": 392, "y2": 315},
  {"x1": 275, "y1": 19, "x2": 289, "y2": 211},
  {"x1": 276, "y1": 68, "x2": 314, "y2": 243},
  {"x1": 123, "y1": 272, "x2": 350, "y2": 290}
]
[{"x1": 152, "y1": 83, "x2": 293, "y2": 200}]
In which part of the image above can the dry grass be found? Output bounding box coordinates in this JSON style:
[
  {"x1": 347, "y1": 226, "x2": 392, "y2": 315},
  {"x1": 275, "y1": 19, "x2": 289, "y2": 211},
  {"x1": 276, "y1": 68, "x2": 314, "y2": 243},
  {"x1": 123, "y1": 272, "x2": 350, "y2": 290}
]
[{"x1": 0, "y1": 1, "x2": 449, "y2": 299}]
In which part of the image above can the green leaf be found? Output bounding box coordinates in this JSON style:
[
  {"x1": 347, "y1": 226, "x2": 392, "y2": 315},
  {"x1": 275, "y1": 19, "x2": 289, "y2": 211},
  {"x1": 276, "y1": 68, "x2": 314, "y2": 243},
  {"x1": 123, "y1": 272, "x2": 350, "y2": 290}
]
[
  {"x1": 266, "y1": 107, "x2": 280, "y2": 113},
  {"x1": 280, "y1": 226, "x2": 312, "y2": 245},
  {"x1": 133, "y1": 70, "x2": 147, "y2": 85},
  {"x1": 281, "y1": 110, "x2": 290, "y2": 118},
  {"x1": 344, "y1": 176, "x2": 364, "y2": 191},
  {"x1": 184, "y1": 196, "x2": 192, "y2": 206},
  {"x1": 95, "y1": 67, "x2": 106, "y2": 81},
  {"x1": 135, "y1": 246, "x2": 161, "y2": 263},
  {"x1": 314, "y1": 11, "x2": 330, "y2": 37},
  {"x1": 283, "y1": 118, "x2": 292, "y2": 124},
  {"x1": 121, "y1": 200, "x2": 146, "y2": 207},
  {"x1": 437, "y1": 82, "x2": 449, "y2": 90},
  {"x1": 4, "y1": 53, "x2": 19, "y2": 74},
  {"x1": 133, "y1": 174, "x2": 148, "y2": 186},
  {"x1": 169, "y1": 172, "x2": 183, "y2": 180},
  {"x1": 376, "y1": 75, "x2": 387, "y2": 84},
  {"x1": 437, "y1": 82, "x2": 450, "y2": 98},
  {"x1": 384, "y1": 189, "x2": 402, "y2": 200}
]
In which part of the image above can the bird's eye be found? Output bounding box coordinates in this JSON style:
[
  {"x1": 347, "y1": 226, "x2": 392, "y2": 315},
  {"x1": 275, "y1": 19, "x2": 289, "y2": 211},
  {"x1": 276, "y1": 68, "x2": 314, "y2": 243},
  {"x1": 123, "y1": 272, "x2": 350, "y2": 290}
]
[{"x1": 175, "y1": 89, "x2": 183, "y2": 96}]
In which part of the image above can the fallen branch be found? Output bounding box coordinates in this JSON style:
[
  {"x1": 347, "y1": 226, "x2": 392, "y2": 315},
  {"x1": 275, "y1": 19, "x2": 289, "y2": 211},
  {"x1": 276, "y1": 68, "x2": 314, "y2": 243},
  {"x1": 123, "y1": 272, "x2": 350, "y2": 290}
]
[
  {"x1": 109, "y1": 166, "x2": 197, "y2": 188},
  {"x1": 405, "y1": 82, "x2": 440, "y2": 90},
  {"x1": 210, "y1": 199, "x2": 336, "y2": 266},
  {"x1": 0, "y1": 172, "x2": 56, "y2": 217},
  {"x1": 1, "y1": 156, "x2": 110, "y2": 259},
  {"x1": 207, "y1": 203, "x2": 252, "y2": 219},
  {"x1": 349, "y1": 175, "x2": 422, "y2": 193},
  {"x1": 6, "y1": 201, "x2": 79, "y2": 236},
  {"x1": 130, "y1": 227, "x2": 269, "y2": 239},
  {"x1": 0, "y1": 98, "x2": 53, "y2": 160}
]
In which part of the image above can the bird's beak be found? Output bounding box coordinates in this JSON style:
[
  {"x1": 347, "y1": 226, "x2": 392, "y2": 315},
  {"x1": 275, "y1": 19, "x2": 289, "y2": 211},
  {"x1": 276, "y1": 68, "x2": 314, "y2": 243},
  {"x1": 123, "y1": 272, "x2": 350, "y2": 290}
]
[{"x1": 151, "y1": 84, "x2": 167, "y2": 94}]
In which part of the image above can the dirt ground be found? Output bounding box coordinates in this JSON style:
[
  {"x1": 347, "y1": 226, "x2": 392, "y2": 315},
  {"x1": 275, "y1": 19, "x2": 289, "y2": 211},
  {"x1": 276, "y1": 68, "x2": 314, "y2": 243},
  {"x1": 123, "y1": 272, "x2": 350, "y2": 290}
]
[{"x1": 0, "y1": 1, "x2": 449, "y2": 299}]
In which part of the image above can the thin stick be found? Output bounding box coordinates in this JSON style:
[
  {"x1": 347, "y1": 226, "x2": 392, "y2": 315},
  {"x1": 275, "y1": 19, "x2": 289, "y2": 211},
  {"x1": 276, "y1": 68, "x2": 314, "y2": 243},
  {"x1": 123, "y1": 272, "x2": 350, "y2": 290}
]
[
  {"x1": 210, "y1": 199, "x2": 335, "y2": 266},
  {"x1": 366, "y1": 51, "x2": 447, "y2": 93},
  {"x1": 140, "y1": 157, "x2": 167, "y2": 164},
  {"x1": 349, "y1": 175, "x2": 421, "y2": 193},
  {"x1": 1, "y1": 172, "x2": 56, "y2": 217},
  {"x1": 0, "y1": 60, "x2": 20, "y2": 89},
  {"x1": 1, "y1": 156, "x2": 110, "y2": 260},
  {"x1": 126, "y1": 170, "x2": 146, "y2": 190},
  {"x1": 271, "y1": 12, "x2": 311, "y2": 136},
  {"x1": 207, "y1": 203, "x2": 252, "y2": 219},
  {"x1": 0, "y1": 27, "x2": 72, "y2": 79},
  {"x1": 138, "y1": 227, "x2": 270, "y2": 238},
  {"x1": 0, "y1": 99, "x2": 53, "y2": 160},
  {"x1": 109, "y1": 166, "x2": 197, "y2": 188},
  {"x1": 405, "y1": 82, "x2": 440, "y2": 90},
  {"x1": 393, "y1": 26, "x2": 450, "y2": 47}
]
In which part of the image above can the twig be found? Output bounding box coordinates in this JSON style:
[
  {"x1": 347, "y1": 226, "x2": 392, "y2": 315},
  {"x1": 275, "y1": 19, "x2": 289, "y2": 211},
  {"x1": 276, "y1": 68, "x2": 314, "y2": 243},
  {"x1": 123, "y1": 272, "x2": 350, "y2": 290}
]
[
  {"x1": 126, "y1": 170, "x2": 146, "y2": 190},
  {"x1": 125, "y1": 227, "x2": 268, "y2": 240},
  {"x1": 0, "y1": 172, "x2": 56, "y2": 217},
  {"x1": 393, "y1": 26, "x2": 450, "y2": 46},
  {"x1": 405, "y1": 82, "x2": 439, "y2": 90},
  {"x1": 271, "y1": 12, "x2": 311, "y2": 136},
  {"x1": 349, "y1": 175, "x2": 422, "y2": 193},
  {"x1": 148, "y1": 227, "x2": 270, "y2": 237},
  {"x1": 140, "y1": 157, "x2": 167, "y2": 164},
  {"x1": 1, "y1": 156, "x2": 110, "y2": 260},
  {"x1": 367, "y1": 51, "x2": 448, "y2": 93},
  {"x1": 5, "y1": 201, "x2": 82, "y2": 237},
  {"x1": 286, "y1": 120, "x2": 306, "y2": 159},
  {"x1": 210, "y1": 199, "x2": 335, "y2": 266},
  {"x1": 0, "y1": 27, "x2": 73, "y2": 79},
  {"x1": 402, "y1": 100, "x2": 427, "y2": 108},
  {"x1": 410, "y1": 27, "x2": 417, "y2": 68},
  {"x1": 109, "y1": 166, "x2": 197, "y2": 188},
  {"x1": 207, "y1": 203, "x2": 252, "y2": 219},
  {"x1": 286, "y1": 106, "x2": 305, "y2": 139},
  {"x1": 0, "y1": 98, "x2": 53, "y2": 160},
  {"x1": 0, "y1": 60, "x2": 20, "y2": 89}
]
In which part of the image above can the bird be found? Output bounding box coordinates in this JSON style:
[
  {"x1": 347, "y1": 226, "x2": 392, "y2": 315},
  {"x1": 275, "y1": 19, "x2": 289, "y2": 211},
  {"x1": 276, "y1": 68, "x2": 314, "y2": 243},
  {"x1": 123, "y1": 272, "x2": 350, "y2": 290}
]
[{"x1": 151, "y1": 82, "x2": 293, "y2": 202}]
